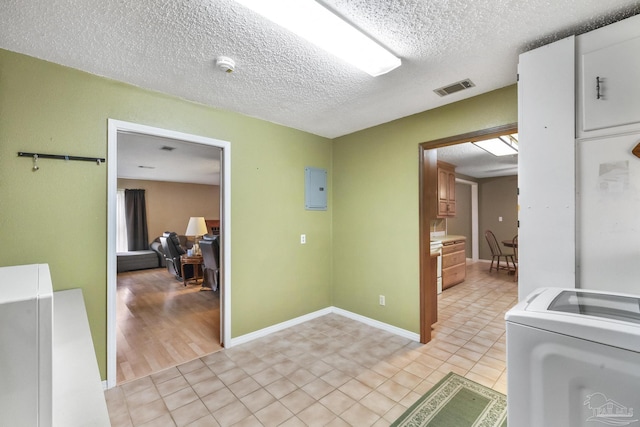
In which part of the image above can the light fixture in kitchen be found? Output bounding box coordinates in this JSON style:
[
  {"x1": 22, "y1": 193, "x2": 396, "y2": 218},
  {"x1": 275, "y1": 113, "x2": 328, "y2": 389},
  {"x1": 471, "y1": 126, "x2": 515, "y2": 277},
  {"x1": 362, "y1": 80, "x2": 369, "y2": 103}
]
[
  {"x1": 232, "y1": 0, "x2": 401, "y2": 76},
  {"x1": 473, "y1": 135, "x2": 518, "y2": 156}
]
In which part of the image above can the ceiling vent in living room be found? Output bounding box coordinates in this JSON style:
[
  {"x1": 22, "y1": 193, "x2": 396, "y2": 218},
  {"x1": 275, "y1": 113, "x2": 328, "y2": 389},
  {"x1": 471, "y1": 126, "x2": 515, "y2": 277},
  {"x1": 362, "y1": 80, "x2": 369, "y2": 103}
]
[
  {"x1": 160, "y1": 146, "x2": 175, "y2": 151},
  {"x1": 434, "y1": 79, "x2": 475, "y2": 97}
]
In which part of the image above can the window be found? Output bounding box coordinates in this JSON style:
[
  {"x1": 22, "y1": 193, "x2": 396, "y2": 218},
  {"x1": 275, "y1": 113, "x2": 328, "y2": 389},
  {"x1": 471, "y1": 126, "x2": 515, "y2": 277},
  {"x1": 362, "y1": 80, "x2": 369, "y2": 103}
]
[{"x1": 116, "y1": 189, "x2": 128, "y2": 252}]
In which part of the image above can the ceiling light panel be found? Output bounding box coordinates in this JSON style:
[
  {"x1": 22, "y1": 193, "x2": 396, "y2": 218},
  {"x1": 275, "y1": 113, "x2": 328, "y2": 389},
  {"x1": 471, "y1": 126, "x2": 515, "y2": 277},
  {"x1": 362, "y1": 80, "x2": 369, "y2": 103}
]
[
  {"x1": 233, "y1": 0, "x2": 401, "y2": 76},
  {"x1": 473, "y1": 137, "x2": 518, "y2": 157}
]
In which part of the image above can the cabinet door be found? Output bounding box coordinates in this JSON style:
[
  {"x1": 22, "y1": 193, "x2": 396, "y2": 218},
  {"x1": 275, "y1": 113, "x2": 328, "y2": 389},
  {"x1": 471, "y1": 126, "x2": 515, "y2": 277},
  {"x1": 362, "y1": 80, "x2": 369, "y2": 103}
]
[
  {"x1": 580, "y1": 36, "x2": 640, "y2": 133},
  {"x1": 446, "y1": 171, "x2": 456, "y2": 216},
  {"x1": 518, "y1": 35, "x2": 576, "y2": 300},
  {"x1": 577, "y1": 132, "x2": 640, "y2": 295},
  {"x1": 437, "y1": 166, "x2": 456, "y2": 217}
]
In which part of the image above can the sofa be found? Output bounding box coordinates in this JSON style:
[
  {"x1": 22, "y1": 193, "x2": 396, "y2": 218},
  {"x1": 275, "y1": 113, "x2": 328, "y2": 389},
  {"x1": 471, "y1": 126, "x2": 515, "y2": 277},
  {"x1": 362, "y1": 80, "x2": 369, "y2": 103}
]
[{"x1": 116, "y1": 250, "x2": 159, "y2": 272}]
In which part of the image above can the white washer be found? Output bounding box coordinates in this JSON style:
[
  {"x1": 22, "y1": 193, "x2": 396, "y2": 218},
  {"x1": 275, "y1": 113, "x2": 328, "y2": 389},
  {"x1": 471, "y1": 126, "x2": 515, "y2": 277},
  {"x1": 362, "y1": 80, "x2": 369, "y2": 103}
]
[{"x1": 506, "y1": 287, "x2": 640, "y2": 427}]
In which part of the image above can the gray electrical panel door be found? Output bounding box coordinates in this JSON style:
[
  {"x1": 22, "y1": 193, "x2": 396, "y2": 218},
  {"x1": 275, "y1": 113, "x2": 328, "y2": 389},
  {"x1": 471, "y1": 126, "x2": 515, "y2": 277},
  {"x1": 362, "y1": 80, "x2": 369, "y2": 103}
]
[{"x1": 305, "y1": 167, "x2": 327, "y2": 210}]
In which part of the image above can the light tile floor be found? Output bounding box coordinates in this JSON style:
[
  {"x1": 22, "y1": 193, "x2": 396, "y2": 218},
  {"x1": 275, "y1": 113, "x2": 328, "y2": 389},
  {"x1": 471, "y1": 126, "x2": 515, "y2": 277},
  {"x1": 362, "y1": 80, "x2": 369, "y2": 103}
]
[{"x1": 106, "y1": 261, "x2": 518, "y2": 426}]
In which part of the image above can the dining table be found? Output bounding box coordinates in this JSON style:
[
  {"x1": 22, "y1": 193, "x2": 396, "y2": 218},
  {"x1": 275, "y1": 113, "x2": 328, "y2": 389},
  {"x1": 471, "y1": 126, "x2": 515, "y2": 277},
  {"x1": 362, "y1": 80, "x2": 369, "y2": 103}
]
[{"x1": 502, "y1": 239, "x2": 517, "y2": 248}]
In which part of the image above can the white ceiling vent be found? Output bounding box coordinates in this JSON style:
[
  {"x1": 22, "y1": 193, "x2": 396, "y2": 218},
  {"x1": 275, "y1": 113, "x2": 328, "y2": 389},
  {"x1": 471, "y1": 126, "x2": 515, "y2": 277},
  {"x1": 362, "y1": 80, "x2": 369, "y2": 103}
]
[{"x1": 434, "y1": 79, "x2": 475, "y2": 97}]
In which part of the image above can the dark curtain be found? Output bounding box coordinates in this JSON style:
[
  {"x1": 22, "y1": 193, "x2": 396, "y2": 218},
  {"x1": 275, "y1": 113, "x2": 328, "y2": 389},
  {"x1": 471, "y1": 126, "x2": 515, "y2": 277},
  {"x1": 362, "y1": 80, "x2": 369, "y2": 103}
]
[{"x1": 125, "y1": 189, "x2": 149, "y2": 251}]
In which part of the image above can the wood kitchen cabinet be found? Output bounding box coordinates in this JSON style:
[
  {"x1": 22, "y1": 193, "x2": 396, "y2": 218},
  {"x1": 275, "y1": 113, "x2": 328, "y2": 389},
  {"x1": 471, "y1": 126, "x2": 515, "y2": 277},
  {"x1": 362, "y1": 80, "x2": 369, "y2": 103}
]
[
  {"x1": 437, "y1": 160, "x2": 456, "y2": 217},
  {"x1": 442, "y1": 238, "x2": 466, "y2": 289}
]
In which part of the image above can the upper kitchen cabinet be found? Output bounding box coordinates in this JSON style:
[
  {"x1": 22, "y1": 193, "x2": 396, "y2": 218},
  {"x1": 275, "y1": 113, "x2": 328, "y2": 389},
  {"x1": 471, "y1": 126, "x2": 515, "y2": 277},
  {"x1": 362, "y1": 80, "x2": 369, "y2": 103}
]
[
  {"x1": 518, "y1": 35, "x2": 576, "y2": 300},
  {"x1": 577, "y1": 15, "x2": 640, "y2": 139},
  {"x1": 437, "y1": 160, "x2": 456, "y2": 217}
]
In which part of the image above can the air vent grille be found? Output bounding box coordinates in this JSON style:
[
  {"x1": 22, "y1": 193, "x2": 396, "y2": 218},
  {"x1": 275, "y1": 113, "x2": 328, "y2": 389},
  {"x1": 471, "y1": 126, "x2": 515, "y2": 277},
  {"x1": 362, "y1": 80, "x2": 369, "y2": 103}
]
[{"x1": 434, "y1": 79, "x2": 475, "y2": 97}]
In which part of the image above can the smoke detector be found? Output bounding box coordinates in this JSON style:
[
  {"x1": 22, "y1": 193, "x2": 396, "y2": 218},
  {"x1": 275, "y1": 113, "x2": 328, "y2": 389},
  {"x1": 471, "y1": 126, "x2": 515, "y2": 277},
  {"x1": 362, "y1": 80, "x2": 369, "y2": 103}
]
[{"x1": 216, "y1": 56, "x2": 235, "y2": 73}]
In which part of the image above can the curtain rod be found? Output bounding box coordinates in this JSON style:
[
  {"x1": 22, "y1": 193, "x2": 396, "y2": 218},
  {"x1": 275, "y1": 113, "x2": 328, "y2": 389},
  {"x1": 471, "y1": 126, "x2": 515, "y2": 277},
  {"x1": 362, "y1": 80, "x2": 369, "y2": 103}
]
[{"x1": 18, "y1": 151, "x2": 105, "y2": 165}]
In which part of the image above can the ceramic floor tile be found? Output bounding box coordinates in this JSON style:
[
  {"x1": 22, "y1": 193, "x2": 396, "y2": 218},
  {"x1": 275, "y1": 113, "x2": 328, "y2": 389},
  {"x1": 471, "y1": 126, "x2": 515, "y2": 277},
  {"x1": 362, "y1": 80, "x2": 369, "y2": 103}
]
[
  {"x1": 184, "y1": 414, "x2": 220, "y2": 427},
  {"x1": 107, "y1": 261, "x2": 517, "y2": 427},
  {"x1": 212, "y1": 400, "x2": 251, "y2": 426},
  {"x1": 163, "y1": 387, "x2": 199, "y2": 412},
  {"x1": 265, "y1": 378, "x2": 298, "y2": 399},
  {"x1": 138, "y1": 413, "x2": 176, "y2": 427},
  {"x1": 240, "y1": 388, "x2": 277, "y2": 413},
  {"x1": 297, "y1": 402, "x2": 337, "y2": 426},
  {"x1": 340, "y1": 402, "x2": 381, "y2": 426},
  {"x1": 254, "y1": 401, "x2": 295, "y2": 427},
  {"x1": 129, "y1": 399, "x2": 169, "y2": 426},
  {"x1": 319, "y1": 389, "x2": 356, "y2": 415},
  {"x1": 301, "y1": 377, "x2": 335, "y2": 400},
  {"x1": 156, "y1": 376, "x2": 190, "y2": 397}
]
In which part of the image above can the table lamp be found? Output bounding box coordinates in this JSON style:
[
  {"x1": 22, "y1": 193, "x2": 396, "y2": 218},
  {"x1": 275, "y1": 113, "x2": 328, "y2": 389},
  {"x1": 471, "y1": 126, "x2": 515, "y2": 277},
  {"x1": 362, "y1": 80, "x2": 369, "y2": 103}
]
[{"x1": 185, "y1": 217, "x2": 208, "y2": 255}]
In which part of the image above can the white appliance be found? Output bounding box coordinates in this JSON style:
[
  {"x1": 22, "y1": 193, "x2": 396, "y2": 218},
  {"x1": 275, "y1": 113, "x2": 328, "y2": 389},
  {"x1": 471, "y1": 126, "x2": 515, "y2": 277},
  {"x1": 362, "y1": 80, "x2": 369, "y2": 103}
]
[
  {"x1": 506, "y1": 287, "x2": 640, "y2": 427},
  {"x1": 0, "y1": 264, "x2": 53, "y2": 427},
  {"x1": 430, "y1": 240, "x2": 443, "y2": 294}
]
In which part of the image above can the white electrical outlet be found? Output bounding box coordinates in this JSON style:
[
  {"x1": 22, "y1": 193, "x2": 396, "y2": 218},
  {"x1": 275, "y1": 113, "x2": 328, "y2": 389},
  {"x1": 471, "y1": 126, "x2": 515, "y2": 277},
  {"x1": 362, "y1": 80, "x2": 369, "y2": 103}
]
[
  {"x1": 300, "y1": 234, "x2": 306, "y2": 244},
  {"x1": 379, "y1": 295, "x2": 385, "y2": 306},
  {"x1": 499, "y1": 216, "x2": 503, "y2": 222}
]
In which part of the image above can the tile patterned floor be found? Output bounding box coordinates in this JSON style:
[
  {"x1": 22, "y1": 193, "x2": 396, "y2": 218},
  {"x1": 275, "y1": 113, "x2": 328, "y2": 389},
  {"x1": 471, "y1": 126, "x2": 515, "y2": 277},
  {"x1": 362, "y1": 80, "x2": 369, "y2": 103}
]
[{"x1": 105, "y1": 261, "x2": 518, "y2": 426}]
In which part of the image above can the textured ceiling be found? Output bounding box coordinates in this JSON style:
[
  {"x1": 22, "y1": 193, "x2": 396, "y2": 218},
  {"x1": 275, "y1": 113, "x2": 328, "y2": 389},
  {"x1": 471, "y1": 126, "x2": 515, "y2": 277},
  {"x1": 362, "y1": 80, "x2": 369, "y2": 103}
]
[
  {"x1": 436, "y1": 141, "x2": 518, "y2": 179},
  {"x1": 1, "y1": 0, "x2": 639, "y2": 140},
  {"x1": 117, "y1": 133, "x2": 221, "y2": 185}
]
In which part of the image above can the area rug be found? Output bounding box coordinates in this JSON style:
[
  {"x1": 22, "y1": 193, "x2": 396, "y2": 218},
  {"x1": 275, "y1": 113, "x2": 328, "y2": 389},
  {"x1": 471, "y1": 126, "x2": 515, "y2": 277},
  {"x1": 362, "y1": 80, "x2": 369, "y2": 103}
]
[{"x1": 391, "y1": 372, "x2": 507, "y2": 427}]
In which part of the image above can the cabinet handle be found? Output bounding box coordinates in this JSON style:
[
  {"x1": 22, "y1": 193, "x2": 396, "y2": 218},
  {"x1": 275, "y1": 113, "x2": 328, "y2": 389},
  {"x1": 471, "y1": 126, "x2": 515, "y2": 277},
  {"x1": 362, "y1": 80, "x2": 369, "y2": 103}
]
[{"x1": 596, "y1": 76, "x2": 602, "y2": 100}]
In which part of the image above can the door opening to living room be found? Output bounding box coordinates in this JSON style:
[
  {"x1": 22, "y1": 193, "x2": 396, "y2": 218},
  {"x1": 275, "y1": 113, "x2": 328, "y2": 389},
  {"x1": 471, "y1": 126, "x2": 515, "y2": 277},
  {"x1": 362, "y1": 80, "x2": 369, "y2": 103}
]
[{"x1": 106, "y1": 119, "x2": 231, "y2": 388}]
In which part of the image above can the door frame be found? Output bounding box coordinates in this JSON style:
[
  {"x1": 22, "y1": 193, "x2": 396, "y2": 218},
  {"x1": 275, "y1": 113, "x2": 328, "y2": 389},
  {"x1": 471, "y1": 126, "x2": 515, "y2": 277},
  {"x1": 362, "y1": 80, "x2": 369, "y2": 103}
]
[
  {"x1": 418, "y1": 123, "x2": 517, "y2": 343},
  {"x1": 106, "y1": 119, "x2": 232, "y2": 388}
]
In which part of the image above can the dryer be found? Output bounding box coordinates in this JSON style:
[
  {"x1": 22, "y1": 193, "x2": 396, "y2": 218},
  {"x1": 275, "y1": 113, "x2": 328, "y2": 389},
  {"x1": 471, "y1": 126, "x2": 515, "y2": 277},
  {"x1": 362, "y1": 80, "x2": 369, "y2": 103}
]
[{"x1": 506, "y1": 287, "x2": 640, "y2": 427}]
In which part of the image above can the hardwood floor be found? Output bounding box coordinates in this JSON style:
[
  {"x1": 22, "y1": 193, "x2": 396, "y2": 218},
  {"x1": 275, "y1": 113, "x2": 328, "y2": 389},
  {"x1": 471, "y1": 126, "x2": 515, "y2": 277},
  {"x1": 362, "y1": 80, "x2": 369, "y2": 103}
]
[{"x1": 116, "y1": 268, "x2": 222, "y2": 384}]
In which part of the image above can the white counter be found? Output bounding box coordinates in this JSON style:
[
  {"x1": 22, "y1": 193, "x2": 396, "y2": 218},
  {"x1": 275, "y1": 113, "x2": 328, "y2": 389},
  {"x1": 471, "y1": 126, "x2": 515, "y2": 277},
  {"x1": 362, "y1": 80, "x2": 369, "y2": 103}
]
[{"x1": 53, "y1": 289, "x2": 110, "y2": 426}]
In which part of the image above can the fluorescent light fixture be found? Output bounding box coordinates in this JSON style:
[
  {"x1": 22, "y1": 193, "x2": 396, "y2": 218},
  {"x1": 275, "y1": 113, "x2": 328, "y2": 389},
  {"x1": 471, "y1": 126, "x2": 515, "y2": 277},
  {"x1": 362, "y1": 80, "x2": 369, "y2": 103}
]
[
  {"x1": 473, "y1": 136, "x2": 518, "y2": 157},
  {"x1": 233, "y1": 0, "x2": 401, "y2": 76}
]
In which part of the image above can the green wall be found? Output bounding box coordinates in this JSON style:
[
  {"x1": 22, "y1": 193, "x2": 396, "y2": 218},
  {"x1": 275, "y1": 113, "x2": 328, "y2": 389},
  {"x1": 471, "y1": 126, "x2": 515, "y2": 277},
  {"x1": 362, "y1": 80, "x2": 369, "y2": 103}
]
[
  {"x1": 0, "y1": 49, "x2": 333, "y2": 379},
  {"x1": 0, "y1": 47, "x2": 518, "y2": 381},
  {"x1": 331, "y1": 86, "x2": 517, "y2": 333}
]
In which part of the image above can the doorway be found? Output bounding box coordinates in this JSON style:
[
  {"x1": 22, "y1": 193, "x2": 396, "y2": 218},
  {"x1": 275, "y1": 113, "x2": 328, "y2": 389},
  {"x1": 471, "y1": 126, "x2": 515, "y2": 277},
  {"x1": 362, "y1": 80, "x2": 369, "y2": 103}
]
[
  {"x1": 419, "y1": 123, "x2": 518, "y2": 343},
  {"x1": 106, "y1": 119, "x2": 232, "y2": 388}
]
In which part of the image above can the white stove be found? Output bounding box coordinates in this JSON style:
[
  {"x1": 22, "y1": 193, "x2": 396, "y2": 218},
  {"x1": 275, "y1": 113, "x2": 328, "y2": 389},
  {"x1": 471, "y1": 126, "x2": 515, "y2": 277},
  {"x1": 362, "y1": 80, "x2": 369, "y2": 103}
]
[{"x1": 430, "y1": 240, "x2": 443, "y2": 294}]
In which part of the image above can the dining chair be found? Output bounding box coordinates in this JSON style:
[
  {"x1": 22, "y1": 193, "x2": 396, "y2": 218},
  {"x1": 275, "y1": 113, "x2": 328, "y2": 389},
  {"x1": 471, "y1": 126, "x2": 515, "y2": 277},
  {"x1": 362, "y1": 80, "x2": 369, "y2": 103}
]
[
  {"x1": 512, "y1": 234, "x2": 518, "y2": 281},
  {"x1": 485, "y1": 230, "x2": 516, "y2": 273}
]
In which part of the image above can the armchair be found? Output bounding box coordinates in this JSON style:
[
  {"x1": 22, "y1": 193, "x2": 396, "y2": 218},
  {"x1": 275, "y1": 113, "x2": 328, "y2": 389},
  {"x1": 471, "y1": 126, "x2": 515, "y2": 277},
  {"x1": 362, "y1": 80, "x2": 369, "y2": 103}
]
[
  {"x1": 159, "y1": 232, "x2": 194, "y2": 281},
  {"x1": 199, "y1": 235, "x2": 220, "y2": 291}
]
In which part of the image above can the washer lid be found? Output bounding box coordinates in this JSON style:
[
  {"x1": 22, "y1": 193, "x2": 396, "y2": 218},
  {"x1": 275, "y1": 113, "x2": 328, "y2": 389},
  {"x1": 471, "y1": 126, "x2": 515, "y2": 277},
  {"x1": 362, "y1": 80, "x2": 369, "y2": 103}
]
[
  {"x1": 506, "y1": 287, "x2": 640, "y2": 352},
  {"x1": 548, "y1": 290, "x2": 640, "y2": 324}
]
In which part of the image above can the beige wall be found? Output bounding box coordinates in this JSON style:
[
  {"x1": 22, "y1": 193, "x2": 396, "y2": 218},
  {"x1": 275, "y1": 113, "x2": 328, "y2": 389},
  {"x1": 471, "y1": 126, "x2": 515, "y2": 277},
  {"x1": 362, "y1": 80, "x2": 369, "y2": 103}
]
[
  {"x1": 447, "y1": 182, "x2": 473, "y2": 257},
  {"x1": 478, "y1": 175, "x2": 518, "y2": 259},
  {"x1": 117, "y1": 179, "x2": 220, "y2": 242}
]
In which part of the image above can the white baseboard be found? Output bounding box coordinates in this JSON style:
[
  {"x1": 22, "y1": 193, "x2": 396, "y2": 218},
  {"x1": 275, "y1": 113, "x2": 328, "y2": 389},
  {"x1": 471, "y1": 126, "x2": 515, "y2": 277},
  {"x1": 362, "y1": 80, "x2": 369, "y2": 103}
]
[
  {"x1": 227, "y1": 307, "x2": 333, "y2": 347},
  {"x1": 227, "y1": 306, "x2": 419, "y2": 348},
  {"x1": 331, "y1": 307, "x2": 420, "y2": 342}
]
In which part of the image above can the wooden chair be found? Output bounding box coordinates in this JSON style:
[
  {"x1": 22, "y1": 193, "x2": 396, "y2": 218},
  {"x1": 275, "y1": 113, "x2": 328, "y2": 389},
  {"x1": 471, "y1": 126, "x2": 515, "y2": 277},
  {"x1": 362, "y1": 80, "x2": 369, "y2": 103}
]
[
  {"x1": 485, "y1": 230, "x2": 515, "y2": 273},
  {"x1": 512, "y1": 235, "x2": 518, "y2": 281}
]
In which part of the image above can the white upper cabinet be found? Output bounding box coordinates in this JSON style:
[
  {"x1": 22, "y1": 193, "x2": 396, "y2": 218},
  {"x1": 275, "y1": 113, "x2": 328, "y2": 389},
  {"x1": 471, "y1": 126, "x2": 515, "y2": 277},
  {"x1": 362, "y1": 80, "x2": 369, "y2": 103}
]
[
  {"x1": 517, "y1": 36, "x2": 576, "y2": 301},
  {"x1": 577, "y1": 15, "x2": 640, "y2": 138}
]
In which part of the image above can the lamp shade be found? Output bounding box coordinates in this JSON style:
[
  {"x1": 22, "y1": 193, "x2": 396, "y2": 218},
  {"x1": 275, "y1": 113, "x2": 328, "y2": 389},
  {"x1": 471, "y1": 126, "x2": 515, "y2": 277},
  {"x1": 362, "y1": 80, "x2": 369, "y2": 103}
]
[{"x1": 185, "y1": 217, "x2": 208, "y2": 236}]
